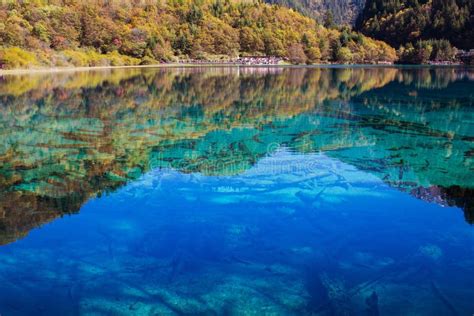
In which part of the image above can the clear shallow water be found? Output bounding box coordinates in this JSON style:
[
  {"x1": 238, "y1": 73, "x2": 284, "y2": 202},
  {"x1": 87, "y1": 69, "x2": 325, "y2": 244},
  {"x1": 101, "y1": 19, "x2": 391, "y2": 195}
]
[{"x1": 0, "y1": 66, "x2": 473, "y2": 315}]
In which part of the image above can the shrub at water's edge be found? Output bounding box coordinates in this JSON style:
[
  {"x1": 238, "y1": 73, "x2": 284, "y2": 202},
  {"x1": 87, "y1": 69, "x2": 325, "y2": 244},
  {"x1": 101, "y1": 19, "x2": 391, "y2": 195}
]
[{"x1": 0, "y1": 0, "x2": 396, "y2": 69}]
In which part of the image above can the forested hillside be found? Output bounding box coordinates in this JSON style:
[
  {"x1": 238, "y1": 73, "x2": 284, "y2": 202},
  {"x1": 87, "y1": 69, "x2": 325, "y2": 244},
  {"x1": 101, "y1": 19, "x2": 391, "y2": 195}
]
[
  {"x1": 263, "y1": 0, "x2": 473, "y2": 63},
  {"x1": 265, "y1": 0, "x2": 366, "y2": 25},
  {"x1": 0, "y1": 0, "x2": 396, "y2": 69},
  {"x1": 357, "y1": 0, "x2": 474, "y2": 50}
]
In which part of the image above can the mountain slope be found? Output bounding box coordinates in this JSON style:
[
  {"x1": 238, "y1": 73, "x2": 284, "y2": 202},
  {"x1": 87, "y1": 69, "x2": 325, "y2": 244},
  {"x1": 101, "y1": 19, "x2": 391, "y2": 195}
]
[
  {"x1": 265, "y1": 0, "x2": 366, "y2": 25},
  {"x1": 0, "y1": 0, "x2": 396, "y2": 69},
  {"x1": 356, "y1": 0, "x2": 474, "y2": 50}
]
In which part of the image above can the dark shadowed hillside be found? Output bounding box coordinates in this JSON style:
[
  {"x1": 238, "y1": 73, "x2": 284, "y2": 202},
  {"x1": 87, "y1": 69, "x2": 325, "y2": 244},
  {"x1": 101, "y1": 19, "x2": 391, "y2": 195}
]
[
  {"x1": 356, "y1": 0, "x2": 474, "y2": 50},
  {"x1": 265, "y1": 0, "x2": 366, "y2": 25}
]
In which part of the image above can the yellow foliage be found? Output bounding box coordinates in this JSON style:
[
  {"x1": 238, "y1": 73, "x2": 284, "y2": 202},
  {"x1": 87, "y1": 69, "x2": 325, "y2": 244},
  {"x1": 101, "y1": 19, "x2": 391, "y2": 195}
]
[
  {"x1": 63, "y1": 50, "x2": 90, "y2": 67},
  {"x1": 0, "y1": 47, "x2": 39, "y2": 69},
  {"x1": 0, "y1": 0, "x2": 397, "y2": 68}
]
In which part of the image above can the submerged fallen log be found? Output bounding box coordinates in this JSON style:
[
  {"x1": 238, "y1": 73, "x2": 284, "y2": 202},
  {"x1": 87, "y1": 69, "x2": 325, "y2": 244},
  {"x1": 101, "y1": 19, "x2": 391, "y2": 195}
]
[{"x1": 430, "y1": 280, "x2": 459, "y2": 316}]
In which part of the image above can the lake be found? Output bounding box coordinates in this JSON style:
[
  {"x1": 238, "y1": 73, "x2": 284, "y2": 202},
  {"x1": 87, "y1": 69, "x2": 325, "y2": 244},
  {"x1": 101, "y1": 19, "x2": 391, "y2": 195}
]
[{"x1": 0, "y1": 66, "x2": 473, "y2": 315}]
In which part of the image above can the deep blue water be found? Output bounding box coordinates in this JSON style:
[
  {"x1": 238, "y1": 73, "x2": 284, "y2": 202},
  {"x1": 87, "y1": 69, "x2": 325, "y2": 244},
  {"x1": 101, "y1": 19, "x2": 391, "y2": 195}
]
[{"x1": 0, "y1": 66, "x2": 473, "y2": 315}]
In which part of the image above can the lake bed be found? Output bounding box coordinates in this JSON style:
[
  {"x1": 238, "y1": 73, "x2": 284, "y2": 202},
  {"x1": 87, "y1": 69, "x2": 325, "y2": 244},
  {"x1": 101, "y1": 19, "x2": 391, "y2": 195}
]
[{"x1": 0, "y1": 66, "x2": 473, "y2": 315}]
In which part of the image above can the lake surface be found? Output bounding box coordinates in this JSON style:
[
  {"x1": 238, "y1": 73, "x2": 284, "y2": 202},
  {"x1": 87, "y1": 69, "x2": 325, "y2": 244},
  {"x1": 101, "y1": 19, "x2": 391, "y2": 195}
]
[{"x1": 0, "y1": 66, "x2": 473, "y2": 315}]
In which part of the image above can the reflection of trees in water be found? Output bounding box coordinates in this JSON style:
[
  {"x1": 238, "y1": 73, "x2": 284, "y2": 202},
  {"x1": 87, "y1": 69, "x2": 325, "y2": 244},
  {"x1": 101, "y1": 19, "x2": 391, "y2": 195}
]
[
  {"x1": 394, "y1": 67, "x2": 474, "y2": 89},
  {"x1": 1, "y1": 66, "x2": 470, "y2": 98},
  {"x1": 0, "y1": 67, "x2": 472, "y2": 244}
]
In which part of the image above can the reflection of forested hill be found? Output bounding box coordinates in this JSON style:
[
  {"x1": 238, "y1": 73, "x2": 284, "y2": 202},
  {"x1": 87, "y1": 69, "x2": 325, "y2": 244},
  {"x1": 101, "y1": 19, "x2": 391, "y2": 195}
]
[{"x1": 0, "y1": 67, "x2": 473, "y2": 244}]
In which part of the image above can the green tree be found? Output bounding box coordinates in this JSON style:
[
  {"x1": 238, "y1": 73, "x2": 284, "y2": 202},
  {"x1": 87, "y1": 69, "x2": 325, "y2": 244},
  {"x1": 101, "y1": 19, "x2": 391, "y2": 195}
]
[{"x1": 323, "y1": 11, "x2": 336, "y2": 29}]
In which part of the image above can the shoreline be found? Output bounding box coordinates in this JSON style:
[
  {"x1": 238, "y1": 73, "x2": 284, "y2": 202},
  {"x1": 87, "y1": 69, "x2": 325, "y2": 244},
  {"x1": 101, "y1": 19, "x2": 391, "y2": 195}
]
[
  {"x1": 0, "y1": 63, "x2": 198, "y2": 76},
  {"x1": 0, "y1": 62, "x2": 470, "y2": 76}
]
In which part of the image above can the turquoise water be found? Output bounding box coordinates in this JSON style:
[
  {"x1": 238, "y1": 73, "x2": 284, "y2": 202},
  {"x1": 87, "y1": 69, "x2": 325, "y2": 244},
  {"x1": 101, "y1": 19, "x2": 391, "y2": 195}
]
[{"x1": 0, "y1": 66, "x2": 473, "y2": 315}]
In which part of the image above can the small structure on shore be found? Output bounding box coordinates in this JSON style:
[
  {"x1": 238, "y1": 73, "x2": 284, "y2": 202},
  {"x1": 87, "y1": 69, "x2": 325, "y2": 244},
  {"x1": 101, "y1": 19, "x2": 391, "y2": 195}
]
[
  {"x1": 234, "y1": 56, "x2": 285, "y2": 65},
  {"x1": 178, "y1": 56, "x2": 285, "y2": 65},
  {"x1": 456, "y1": 50, "x2": 474, "y2": 65}
]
